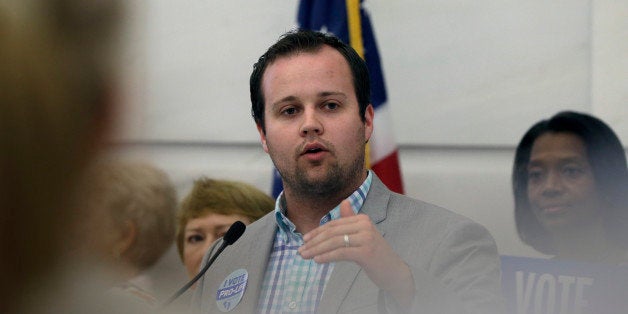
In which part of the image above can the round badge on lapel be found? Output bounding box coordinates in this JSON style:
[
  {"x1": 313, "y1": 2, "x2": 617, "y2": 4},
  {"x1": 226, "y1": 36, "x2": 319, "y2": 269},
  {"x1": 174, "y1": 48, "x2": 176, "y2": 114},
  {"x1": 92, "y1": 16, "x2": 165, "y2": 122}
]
[{"x1": 216, "y1": 269, "x2": 248, "y2": 312}]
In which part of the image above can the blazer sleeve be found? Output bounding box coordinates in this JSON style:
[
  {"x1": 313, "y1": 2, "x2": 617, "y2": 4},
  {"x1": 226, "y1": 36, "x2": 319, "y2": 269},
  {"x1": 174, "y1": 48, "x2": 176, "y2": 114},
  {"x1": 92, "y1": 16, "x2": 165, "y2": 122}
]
[{"x1": 384, "y1": 219, "x2": 505, "y2": 314}]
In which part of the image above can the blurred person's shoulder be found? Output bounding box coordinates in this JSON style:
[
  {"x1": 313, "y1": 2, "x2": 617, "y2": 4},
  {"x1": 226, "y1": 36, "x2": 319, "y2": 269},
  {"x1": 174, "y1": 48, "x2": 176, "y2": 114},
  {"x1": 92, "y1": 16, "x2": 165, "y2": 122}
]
[{"x1": 24, "y1": 261, "x2": 159, "y2": 314}]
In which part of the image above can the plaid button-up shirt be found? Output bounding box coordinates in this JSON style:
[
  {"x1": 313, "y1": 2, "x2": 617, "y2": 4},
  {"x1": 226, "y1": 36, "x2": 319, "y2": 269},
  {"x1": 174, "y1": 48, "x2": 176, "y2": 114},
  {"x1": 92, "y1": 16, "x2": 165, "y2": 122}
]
[{"x1": 257, "y1": 172, "x2": 373, "y2": 314}]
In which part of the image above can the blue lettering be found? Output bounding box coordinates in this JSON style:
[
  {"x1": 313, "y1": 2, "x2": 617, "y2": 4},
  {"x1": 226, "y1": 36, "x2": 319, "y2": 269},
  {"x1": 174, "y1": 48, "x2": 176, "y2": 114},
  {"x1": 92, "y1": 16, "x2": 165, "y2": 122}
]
[{"x1": 216, "y1": 282, "x2": 246, "y2": 301}]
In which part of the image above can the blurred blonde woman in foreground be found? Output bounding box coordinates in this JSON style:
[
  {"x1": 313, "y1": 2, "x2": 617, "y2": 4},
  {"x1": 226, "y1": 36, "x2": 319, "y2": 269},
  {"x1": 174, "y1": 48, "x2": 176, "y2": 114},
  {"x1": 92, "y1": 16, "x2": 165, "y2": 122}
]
[{"x1": 0, "y1": 0, "x2": 143, "y2": 312}]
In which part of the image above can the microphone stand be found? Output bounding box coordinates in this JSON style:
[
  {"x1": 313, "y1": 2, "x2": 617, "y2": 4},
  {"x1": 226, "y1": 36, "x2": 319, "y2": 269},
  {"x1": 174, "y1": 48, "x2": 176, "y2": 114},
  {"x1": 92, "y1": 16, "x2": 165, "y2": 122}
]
[{"x1": 160, "y1": 221, "x2": 246, "y2": 307}]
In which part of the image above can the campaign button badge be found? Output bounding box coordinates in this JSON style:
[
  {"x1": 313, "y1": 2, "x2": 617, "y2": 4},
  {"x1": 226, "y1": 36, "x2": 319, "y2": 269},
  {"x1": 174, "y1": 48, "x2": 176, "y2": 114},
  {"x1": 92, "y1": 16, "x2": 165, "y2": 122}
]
[{"x1": 216, "y1": 269, "x2": 248, "y2": 312}]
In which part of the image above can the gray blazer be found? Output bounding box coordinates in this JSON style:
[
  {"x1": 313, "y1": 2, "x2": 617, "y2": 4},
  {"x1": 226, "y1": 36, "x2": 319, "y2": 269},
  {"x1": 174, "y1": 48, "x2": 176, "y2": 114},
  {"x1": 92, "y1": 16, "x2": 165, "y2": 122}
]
[{"x1": 192, "y1": 175, "x2": 504, "y2": 314}]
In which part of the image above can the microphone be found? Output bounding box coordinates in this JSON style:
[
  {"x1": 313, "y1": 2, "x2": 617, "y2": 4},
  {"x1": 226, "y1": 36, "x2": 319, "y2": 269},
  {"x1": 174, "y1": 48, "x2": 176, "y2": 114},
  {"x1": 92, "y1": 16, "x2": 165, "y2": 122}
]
[
  {"x1": 161, "y1": 221, "x2": 246, "y2": 307},
  {"x1": 221, "y1": 220, "x2": 246, "y2": 245}
]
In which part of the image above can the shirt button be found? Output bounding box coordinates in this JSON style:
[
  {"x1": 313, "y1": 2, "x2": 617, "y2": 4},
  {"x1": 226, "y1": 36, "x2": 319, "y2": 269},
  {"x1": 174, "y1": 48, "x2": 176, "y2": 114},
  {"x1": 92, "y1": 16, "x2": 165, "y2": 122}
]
[{"x1": 288, "y1": 301, "x2": 297, "y2": 309}]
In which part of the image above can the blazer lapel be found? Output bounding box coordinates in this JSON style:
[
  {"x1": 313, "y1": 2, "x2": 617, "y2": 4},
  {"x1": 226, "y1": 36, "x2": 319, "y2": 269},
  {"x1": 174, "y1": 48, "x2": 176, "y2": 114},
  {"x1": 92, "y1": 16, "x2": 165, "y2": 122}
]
[
  {"x1": 220, "y1": 214, "x2": 277, "y2": 313},
  {"x1": 361, "y1": 175, "x2": 390, "y2": 228},
  {"x1": 317, "y1": 174, "x2": 391, "y2": 313}
]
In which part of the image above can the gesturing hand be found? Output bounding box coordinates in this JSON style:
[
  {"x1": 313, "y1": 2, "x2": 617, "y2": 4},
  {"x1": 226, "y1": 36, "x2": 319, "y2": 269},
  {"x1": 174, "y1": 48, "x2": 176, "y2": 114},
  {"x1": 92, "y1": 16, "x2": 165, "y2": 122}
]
[{"x1": 298, "y1": 200, "x2": 415, "y2": 309}]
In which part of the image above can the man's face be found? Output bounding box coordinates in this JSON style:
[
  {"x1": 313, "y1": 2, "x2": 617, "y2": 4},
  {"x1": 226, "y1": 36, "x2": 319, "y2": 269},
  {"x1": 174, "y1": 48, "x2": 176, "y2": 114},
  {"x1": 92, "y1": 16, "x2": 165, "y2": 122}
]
[
  {"x1": 257, "y1": 46, "x2": 373, "y2": 196},
  {"x1": 526, "y1": 132, "x2": 602, "y2": 233}
]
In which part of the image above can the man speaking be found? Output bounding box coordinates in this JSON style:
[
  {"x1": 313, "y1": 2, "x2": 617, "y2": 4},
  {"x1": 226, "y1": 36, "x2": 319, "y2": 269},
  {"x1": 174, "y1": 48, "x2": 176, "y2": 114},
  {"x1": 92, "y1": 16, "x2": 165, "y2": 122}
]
[{"x1": 192, "y1": 30, "x2": 504, "y2": 314}]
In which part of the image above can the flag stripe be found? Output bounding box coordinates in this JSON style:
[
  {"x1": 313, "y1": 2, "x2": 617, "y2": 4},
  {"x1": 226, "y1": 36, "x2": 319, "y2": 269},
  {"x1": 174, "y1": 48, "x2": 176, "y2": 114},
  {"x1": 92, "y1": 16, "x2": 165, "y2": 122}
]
[
  {"x1": 345, "y1": 0, "x2": 370, "y2": 167},
  {"x1": 371, "y1": 151, "x2": 404, "y2": 194},
  {"x1": 346, "y1": 0, "x2": 364, "y2": 58},
  {"x1": 370, "y1": 104, "x2": 396, "y2": 162}
]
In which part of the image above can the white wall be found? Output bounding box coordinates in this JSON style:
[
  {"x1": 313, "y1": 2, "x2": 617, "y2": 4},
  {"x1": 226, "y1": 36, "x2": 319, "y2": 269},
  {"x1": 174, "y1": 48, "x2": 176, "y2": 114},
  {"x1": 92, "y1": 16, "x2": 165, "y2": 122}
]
[{"x1": 114, "y1": 0, "x2": 628, "y2": 299}]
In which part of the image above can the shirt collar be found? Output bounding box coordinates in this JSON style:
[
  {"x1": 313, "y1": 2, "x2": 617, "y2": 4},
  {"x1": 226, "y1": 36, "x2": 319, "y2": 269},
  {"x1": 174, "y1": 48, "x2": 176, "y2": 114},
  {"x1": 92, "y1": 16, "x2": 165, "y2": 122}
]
[{"x1": 274, "y1": 171, "x2": 373, "y2": 239}]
